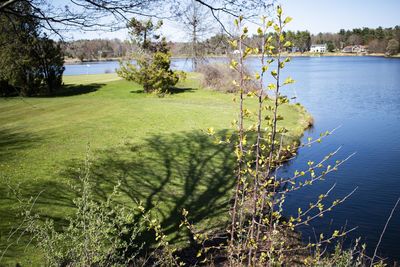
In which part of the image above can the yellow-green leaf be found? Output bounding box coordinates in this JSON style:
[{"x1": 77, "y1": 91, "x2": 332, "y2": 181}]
[{"x1": 284, "y1": 16, "x2": 293, "y2": 24}]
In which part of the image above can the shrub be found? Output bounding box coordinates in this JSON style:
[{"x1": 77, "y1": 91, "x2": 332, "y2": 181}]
[
  {"x1": 185, "y1": 7, "x2": 386, "y2": 266},
  {"x1": 118, "y1": 51, "x2": 180, "y2": 94},
  {"x1": 197, "y1": 63, "x2": 260, "y2": 93},
  {"x1": 4, "y1": 144, "x2": 185, "y2": 266},
  {"x1": 12, "y1": 153, "x2": 144, "y2": 266},
  {"x1": 117, "y1": 18, "x2": 181, "y2": 94}
]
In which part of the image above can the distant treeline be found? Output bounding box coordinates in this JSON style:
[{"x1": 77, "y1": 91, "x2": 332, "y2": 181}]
[
  {"x1": 62, "y1": 34, "x2": 231, "y2": 61},
  {"x1": 310, "y1": 26, "x2": 400, "y2": 52},
  {"x1": 62, "y1": 39, "x2": 131, "y2": 61},
  {"x1": 256, "y1": 26, "x2": 400, "y2": 53},
  {"x1": 62, "y1": 26, "x2": 400, "y2": 61}
]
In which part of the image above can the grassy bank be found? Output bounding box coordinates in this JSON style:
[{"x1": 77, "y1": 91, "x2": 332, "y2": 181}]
[{"x1": 0, "y1": 73, "x2": 311, "y2": 265}]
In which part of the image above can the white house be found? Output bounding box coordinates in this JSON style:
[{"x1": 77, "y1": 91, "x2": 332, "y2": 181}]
[{"x1": 310, "y1": 44, "x2": 327, "y2": 53}]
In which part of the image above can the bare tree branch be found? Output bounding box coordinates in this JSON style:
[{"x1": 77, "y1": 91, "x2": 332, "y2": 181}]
[{"x1": 1, "y1": 0, "x2": 275, "y2": 38}]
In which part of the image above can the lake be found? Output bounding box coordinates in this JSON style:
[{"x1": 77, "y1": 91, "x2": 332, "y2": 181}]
[
  {"x1": 63, "y1": 58, "x2": 227, "y2": 76},
  {"x1": 65, "y1": 56, "x2": 400, "y2": 261}
]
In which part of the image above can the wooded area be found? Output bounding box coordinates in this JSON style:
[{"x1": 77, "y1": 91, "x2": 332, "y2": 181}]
[{"x1": 61, "y1": 26, "x2": 400, "y2": 62}]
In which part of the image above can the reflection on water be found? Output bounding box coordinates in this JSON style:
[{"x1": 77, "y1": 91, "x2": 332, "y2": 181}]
[{"x1": 65, "y1": 56, "x2": 400, "y2": 261}]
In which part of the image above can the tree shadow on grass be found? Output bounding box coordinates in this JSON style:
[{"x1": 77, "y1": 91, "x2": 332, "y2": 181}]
[
  {"x1": 168, "y1": 87, "x2": 197, "y2": 94},
  {"x1": 0, "y1": 128, "x2": 41, "y2": 162},
  {"x1": 0, "y1": 179, "x2": 77, "y2": 266},
  {"x1": 1, "y1": 130, "x2": 236, "y2": 264},
  {"x1": 130, "y1": 87, "x2": 196, "y2": 95},
  {"x1": 0, "y1": 83, "x2": 104, "y2": 98},
  {"x1": 62, "y1": 130, "x2": 234, "y2": 249},
  {"x1": 47, "y1": 83, "x2": 105, "y2": 97}
]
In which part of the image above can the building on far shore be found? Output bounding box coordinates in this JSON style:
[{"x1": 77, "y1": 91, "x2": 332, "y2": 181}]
[
  {"x1": 310, "y1": 44, "x2": 327, "y2": 53},
  {"x1": 342, "y1": 45, "x2": 368, "y2": 53},
  {"x1": 291, "y1": 46, "x2": 300, "y2": 53},
  {"x1": 342, "y1": 46, "x2": 353, "y2": 53}
]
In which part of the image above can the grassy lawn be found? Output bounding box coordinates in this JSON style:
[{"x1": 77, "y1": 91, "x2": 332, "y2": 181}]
[{"x1": 0, "y1": 73, "x2": 311, "y2": 266}]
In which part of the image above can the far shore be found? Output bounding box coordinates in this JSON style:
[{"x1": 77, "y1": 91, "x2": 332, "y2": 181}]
[{"x1": 64, "y1": 52, "x2": 400, "y2": 64}]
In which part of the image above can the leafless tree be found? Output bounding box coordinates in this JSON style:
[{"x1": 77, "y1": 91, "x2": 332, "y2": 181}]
[
  {"x1": 178, "y1": 0, "x2": 213, "y2": 69},
  {"x1": 348, "y1": 34, "x2": 363, "y2": 45}
]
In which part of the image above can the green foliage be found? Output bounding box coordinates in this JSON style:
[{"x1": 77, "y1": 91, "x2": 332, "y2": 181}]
[
  {"x1": 17, "y1": 149, "x2": 144, "y2": 266},
  {"x1": 284, "y1": 30, "x2": 312, "y2": 52},
  {"x1": 327, "y1": 41, "x2": 336, "y2": 52},
  {"x1": 0, "y1": 72, "x2": 309, "y2": 265},
  {"x1": 127, "y1": 18, "x2": 164, "y2": 52},
  {"x1": 303, "y1": 241, "x2": 382, "y2": 267},
  {"x1": 34, "y1": 36, "x2": 65, "y2": 93},
  {"x1": 118, "y1": 18, "x2": 181, "y2": 94},
  {"x1": 0, "y1": 1, "x2": 64, "y2": 96},
  {"x1": 182, "y1": 6, "x2": 385, "y2": 266},
  {"x1": 118, "y1": 51, "x2": 181, "y2": 94},
  {"x1": 4, "y1": 4, "x2": 390, "y2": 266},
  {"x1": 11, "y1": 147, "x2": 183, "y2": 266},
  {"x1": 315, "y1": 26, "x2": 400, "y2": 53}
]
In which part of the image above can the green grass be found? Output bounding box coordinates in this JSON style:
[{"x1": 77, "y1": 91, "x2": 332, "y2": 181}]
[{"x1": 0, "y1": 73, "x2": 311, "y2": 266}]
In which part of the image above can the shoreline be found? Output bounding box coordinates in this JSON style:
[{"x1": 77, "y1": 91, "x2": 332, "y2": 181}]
[{"x1": 64, "y1": 52, "x2": 400, "y2": 64}]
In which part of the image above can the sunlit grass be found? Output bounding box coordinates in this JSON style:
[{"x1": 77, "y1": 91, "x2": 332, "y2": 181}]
[{"x1": 0, "y1": 73, "x2": 310, "y2": 265}]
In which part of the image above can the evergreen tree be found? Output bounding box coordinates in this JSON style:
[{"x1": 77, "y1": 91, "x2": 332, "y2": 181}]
[
  {"x1": 0, "y1": 1, "x2": 64, "y2": 96},
  {"x1": 117, "y1": 18, "x2": 181, "y2": 94}
]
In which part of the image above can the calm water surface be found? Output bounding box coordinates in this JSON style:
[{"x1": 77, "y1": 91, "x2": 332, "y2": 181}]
[
  {"x1": 65, "y1": 57, "x2": 400, "y2": 261},
  {"x1": 264, "y1": 57, "x2": 400, "y2": 261},
  {"x1": 63, "y1": 58, "x2": 223, "y2": 75}
]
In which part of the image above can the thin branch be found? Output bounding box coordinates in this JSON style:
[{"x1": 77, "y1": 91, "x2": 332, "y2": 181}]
[{"x1": 370, "y1": 197, "x2": 400, "y2": 266}]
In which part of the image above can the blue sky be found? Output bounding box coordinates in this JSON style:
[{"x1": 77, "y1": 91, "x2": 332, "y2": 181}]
[
  {"x1": 282, "y1": 0, "x2": 400, "y2": 33},
  {"x1": 62, "y1": 0, "x2": 400, "y2": 41}
]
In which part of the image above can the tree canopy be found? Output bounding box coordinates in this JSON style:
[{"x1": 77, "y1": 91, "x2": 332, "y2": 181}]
[
  {"x1": 117, "y1": 18, "x2": 181, "y2": 94},
  {"x1": 311, "y1": 26, "x2": 400, "y2": 53},
  {"x1": 0, "y1": 1, "x2": 64, "y2": 96}
]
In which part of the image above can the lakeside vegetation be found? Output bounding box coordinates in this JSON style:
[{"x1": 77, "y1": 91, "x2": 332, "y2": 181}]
[
  {"x1": 62, "y1": 25, "x2": 400, "y2": 63},
  {"x1": 0, "y1": 73, "x2": 311, "y2": 265},
  {"x1": 1, "y1": 1, "x2": 399, "y2": 265},
  {"x1": 63, "y1": 51, "x2": 400, "y2": 65}
]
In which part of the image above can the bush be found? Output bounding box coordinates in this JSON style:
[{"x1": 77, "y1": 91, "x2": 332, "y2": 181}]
[
  {"x1": 118, "y1": 51, "x2": 180, "y2": 94},
  {"x1": 15, "y1": 154, "x2": 144, "y2": 266},
  {"x1": 117, "y1": 18, "x2": 179, "y2": 94},
  {"x1": 8, "y1": 148, "x2": 183, "y2": 266},
  {"x1": 191, "y1": 8, "x2": 385, "y2": 266},
  {"x1": 117, "y1": 18, "x2": 181, "y2": 95},
  {"x1": 197, "y1": 63, "x2": 260, "y2": 93}
]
